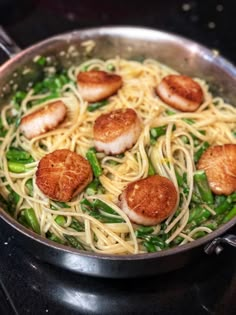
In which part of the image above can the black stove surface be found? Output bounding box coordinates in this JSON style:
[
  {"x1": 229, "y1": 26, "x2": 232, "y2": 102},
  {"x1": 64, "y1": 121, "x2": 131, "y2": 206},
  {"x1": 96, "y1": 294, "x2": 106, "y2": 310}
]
[{"x1": 1, "y1": 1, "x2": 236, "y2": 314}]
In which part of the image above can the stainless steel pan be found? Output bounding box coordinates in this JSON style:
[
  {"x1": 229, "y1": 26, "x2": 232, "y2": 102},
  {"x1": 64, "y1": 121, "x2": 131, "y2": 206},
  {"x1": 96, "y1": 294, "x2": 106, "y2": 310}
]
[{"x1": 0, "y1": 26, "x2": 236, "y2": 278}]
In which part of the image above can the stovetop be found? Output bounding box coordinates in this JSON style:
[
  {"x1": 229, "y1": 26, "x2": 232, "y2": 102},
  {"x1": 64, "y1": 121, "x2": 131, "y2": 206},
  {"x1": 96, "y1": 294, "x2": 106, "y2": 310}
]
[{"x1": 0, "y1": 1, "x2": 236, "y2": 314}]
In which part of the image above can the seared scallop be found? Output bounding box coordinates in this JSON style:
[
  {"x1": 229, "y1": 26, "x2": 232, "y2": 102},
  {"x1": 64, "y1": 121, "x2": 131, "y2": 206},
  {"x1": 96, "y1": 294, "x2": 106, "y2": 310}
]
[
  {"x1": 156, "y1": 74, "x2": 204, "y2": 112},
  {"x1": 20, "y1": 101, "x2": 67, "y2": 139},
  {"x1": 94, "y1": 108, "x2": 142, "y2": 155},
  {"x1": 197, "y1": 144, "x2": 236, "y2": 195},
  {"x1": 36, "y1": 149, "x2": 93, "y2": 202},
  {"x1": 119, "y1": 175, "x2": 178, "y2": 226},
  {"x1": 77, "y1": 70, "x2": 122, "y2": 103}
]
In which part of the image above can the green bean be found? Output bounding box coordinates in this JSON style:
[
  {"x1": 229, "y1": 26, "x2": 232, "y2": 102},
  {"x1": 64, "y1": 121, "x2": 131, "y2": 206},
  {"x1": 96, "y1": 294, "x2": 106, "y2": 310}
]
[
  {"x1": 24, "y1": 208, "x2": 40, "y2": 234},
  {"x1": 64, "y1": 235, "x2": 86, "y2": 250},
  {"x1": 227, "y1": 192, "x2": 236, "y2": 203},
  {"x1": 175, "y1": 169, "x2": 184, "y2": 187},
  {"x1": 149, "y1": 235, "x2": 166, "y2": 249},
  {"x1": 86, "y1": 178, "x2": 105, "y2": 196},
  {"x1": 35, "y1": 56, "x2": 46, "y2": 66},
  {"x1": 47, "y1": 232, "x2": 65, "y2": 244},
  {"x1": 182, "y1": 118, "x2": 195, "y2": 125},
  {"x1": 148, "y1": 157, "x2": 156, "y2": 176},
  {"x1": 192, "y1": 231, "x2": 206, "y2": 239},
  {"x1": 80, "y1": 198, "x2": 124, "y2": 223},
  {"x1": 203, "y1": 219, "x2": 218, "y2": 231},
  {"x1": 53, "y1": 201, "x2": 70, "y2": 209},
  {"x1": 172, "y1": 235, "x2": 183, "y2": 245},
  {"x1": 150, "y1": 125, "x2": 167, "y2": 140},
  {"x1": 86, "y1": 181, "x2": 99, "y2": 196},
  {"x1": 106, "y1": 64, "x2": 115, "y2": 71},
  {"x1": 194, "y1": 170, "x2": 214, "y2": 204},
  {"x1": 135, "y1": 226, "x2": 154, "y2": 238},
  {"x1": 7, "y1": 186, "x2": 20, "y2": 206},
  {"x1": 143, "y1": 235, "x2": 167, "y2": 252},
  {"x1": 13, "y1": 91, "x2": 27, "y2": 107},
  {"x1": 6, "y1": 148, "x2": 33, "y2": 162},
  {"x1": 188, "y1": 206, "x2": 203, "y2": 223},
  {"x1": 86, "y1": 148, "x2": 102, "y2": 177},
  {"x1": 93, "y1": 199, "x2": 117, "y2": 215},
  {"x1": 143, "y1": 241, "x2": 157, "y2": 253},
  {"x1": 194, "y1": 142, "x2": 210, "y2": 163},
  {"x1": 215, "y1": 199, "x2": 232, "y2": 215},
  {"x1": 180, "y1": 135, "x2": 189, "y2": 144},
  {"x1": 165, "y1": 109, "x2": 175, "y2": 116},
  {"x1": 87, "y1": 100, "x2": 109, "y2": 112},
  {"x1": 194, "y1": 208, "x2": 212, "y2": 225},
  {"x1": 55, "y1": 215, "x2": 66, "y2": 226},
  {"x1": 221, "y1": 205, "x2": 236, "y2": 224},
  {"x1": 70, "y1": 218, "x2": 84, "y2": 232},
  {"x1": 8, "y1": 161, "x2": 26, "y2": 173},
  {"x1": 18, "y1": 214, "x2": 30, "y2": 228},
  {"x1": 25, "y1": 179, "x2": 33, "y2": 196}
]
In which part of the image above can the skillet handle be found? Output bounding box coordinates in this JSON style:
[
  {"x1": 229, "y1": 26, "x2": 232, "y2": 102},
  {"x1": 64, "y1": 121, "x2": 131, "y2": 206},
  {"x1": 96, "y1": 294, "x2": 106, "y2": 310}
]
[
  {"x1": 0, "y1": 25, "x2": 21, "y2": 58},
  {"x1": 204, "y1": 234, "x2": 236, "y2": 255}
]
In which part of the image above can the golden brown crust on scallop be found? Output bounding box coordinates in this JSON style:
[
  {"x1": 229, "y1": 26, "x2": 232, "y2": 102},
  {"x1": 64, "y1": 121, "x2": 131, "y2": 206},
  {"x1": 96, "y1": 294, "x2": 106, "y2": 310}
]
[
  {"x1": 36, "y1": 149, "x2": 93, "y2": 201},
  {"x1": 20, "y1": 101, "x2": 67, "y2": 139},
  {"x1": 94, "y1": 108, "x2": 140, "y2": 143},
  {"x1": 77, "y1": 70, "x2": 122, "y2": 102},
  {"x1": 123, "y1": 175, "x2": 177, "y2": 223},
  {"x1": 197, "y1": 144, "x2": 236, "y2": 195},
  {"x1": 156, "y1": 75, "x2": 204, "y2": 112}
]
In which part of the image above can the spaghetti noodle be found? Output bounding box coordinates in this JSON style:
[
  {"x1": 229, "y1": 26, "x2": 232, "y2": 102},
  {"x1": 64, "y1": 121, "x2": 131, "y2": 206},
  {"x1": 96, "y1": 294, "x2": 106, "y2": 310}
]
[{"x1": 0, "y1": 56, "x2": 236, "y2": 254}]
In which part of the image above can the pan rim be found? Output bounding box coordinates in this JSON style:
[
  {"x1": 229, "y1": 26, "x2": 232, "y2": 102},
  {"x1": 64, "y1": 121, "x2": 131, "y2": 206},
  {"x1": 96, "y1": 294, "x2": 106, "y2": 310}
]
[{"x1": 0, "y1": 25, "x2": 236, "y2": 261}]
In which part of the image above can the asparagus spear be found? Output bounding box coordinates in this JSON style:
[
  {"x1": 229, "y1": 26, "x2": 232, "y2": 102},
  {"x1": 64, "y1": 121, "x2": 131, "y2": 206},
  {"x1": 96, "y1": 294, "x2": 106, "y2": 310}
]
[
  {"x1": 86, "y1": 147, "x2": 102, "y2": 177},
  {"x1": 194, "y1": 170, "x2": 214, "y2": 204}
]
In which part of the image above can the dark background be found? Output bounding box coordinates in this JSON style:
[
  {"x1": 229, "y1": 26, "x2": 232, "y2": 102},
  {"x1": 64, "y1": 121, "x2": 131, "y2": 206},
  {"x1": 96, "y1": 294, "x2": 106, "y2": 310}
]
[
  {"x1": 1, "y1": 0, "x2": 236, "y2": 63},
  {"x1": 1, "y1": 1, "x2": 236, "y2": 315}
]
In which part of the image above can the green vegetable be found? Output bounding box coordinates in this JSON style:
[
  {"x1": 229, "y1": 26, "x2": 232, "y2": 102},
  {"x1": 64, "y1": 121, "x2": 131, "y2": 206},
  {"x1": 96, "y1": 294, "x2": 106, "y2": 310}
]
[
  {"x1": 214, "y1": 199, "x2": 233, "y2": 215},
  {"x1": 35, "y1": 56, "x2": 47, "y2": 66},
  {"x1": 143, "y1": 241, "x2": 157, "y2": 252},
  {"x1": 148, "y1": 157, "x2": 156, "y2": 176},
  {"x1": 64, "y1": 235, "x2": 85, "y2": 250},
  {"x1": 8, "y1": 161, "x2": 26, "y2": 173},
  {"x1": 85, "y1": 178, "x2": 104, "y2": 196},
  {"x1": 135, "y1": 226, "x2": 154, "y2": 238},
  {"x1": 25, "y1": 179, "x2": 33, "y2": 196},
  {"x1": 6, "y1": 147, "x2": 33, "y2": 162},
  {"x1": 87, "y1": 100, "x2": 109, "y2": 112},
  {"x1": 18, "y1": 213, "x2": 30, "y2": 228},
  {"x1": 53, "y1": 201, "x2": 70, "y2": 209},
  {"x1": 86, "y1": 148, "x2": 102, "y2": 177},
  {"x1": 194, "y1": 170, "x2": 214, "y2": 204},
  {"x1": 70, "y1": 218, "x2": 84, "y2": 232},
  {"x1": 227, "y1": 192, "x2": 236, "y2": 203},
  {"x1": 47, "y1": 232, "x2": 65, "y2": 244},
  {"x1": 143, "y1": 235, "x2": 167, "y2": 252},
  {"x1": 12, "y1": 91, "x2": 27, "y2": 107},
  {"x1": 93, "y1": 199, "x2": 117, "y2": 215},
  {"x1": 165, "y1": 109, "x2": 175, "y2": 116},
  {"x1": 150, "y1": 126, "x2": 167, "y2": 141},
  {"x1": 107, "y1": 64, "x2": 115, "y2": 71},
  {"x1": 194, "y1": 142, "x2": 210, "y2": 162},
  {"x1": 55, "y1": 215, "x2": 66, "y2": 226},
  {"x1": 175, "y1": 169, "x2": 185, "y2": 187},
  {"x1": 24, "y1": 208, "x2": 40, "y2": 234},
  {"x1": 80, "y1": 198, "x2": 124, "y2": 223},
  {"x1": 221, "y1": 206, "x2": 236, "y2": 224},
  {"x1": 182, "y1": 118, "x2": 195, "y2": 125}
]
